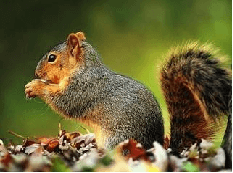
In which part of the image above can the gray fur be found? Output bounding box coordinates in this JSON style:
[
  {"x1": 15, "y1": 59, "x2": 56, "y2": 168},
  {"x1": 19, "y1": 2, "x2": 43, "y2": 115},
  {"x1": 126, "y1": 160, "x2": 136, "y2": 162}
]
[{"x1": 45, "y1": 42, "x2": 164, "y2": 149}]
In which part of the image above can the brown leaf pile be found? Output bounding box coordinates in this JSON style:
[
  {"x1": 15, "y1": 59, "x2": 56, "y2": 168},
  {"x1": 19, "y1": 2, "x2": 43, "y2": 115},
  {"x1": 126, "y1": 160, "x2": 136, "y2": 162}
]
[{"x1": 0, "y1": 128, "x2": 231, "y2": 172}]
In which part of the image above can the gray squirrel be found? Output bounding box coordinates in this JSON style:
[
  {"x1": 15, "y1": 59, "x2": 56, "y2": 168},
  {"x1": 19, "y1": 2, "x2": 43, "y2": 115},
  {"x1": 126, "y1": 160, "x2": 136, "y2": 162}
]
[{"x1": 25, "y1": 32, "x2": 231, "y2": 155}]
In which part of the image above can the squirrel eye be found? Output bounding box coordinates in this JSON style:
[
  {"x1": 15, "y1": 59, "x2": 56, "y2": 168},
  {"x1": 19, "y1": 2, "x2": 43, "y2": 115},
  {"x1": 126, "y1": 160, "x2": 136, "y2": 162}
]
[{"x1": 48, "y1": 54, "x2": 57, "y2": 62}]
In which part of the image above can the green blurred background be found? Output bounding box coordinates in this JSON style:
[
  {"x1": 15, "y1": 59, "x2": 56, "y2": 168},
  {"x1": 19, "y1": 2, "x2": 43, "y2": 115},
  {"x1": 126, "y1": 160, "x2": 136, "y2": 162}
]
[{"x1": 0, "y1": 0, "x2": 231, "y2": 144}]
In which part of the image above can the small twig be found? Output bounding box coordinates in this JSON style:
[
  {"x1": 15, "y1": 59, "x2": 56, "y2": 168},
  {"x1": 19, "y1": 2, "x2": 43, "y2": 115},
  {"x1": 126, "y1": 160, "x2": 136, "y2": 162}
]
[
  {"x1": 58, "y1": 123, "x2": 63, "y2": 136},
  {"x1": 8, "y1": 130, "x2": 26, "y2": 139},
  {"x1": 59, "y1": 123, "x2": 62, "y2": 131}
]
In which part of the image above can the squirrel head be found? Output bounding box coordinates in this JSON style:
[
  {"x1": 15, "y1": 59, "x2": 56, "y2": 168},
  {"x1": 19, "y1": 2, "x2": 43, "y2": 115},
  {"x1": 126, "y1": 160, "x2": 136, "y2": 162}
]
[{"x1": 35, "y1": 32, "x2": 86, "y2": 84}]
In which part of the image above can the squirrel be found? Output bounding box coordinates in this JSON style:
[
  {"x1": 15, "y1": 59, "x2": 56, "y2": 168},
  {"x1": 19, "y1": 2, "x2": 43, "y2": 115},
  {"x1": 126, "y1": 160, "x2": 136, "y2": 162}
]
[
  {"x1": 25, "y1": 32, "x2": 231, "y2": 154},
  {"x1": 25, "y1": 32, "x2": 164, "y2": 150}
]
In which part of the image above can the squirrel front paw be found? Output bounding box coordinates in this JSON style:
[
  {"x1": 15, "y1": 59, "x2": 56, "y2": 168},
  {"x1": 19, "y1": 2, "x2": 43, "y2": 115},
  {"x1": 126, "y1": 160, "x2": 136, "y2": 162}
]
[{"x1": 25, "y1": 79, "x2": 46, "y2": 98}]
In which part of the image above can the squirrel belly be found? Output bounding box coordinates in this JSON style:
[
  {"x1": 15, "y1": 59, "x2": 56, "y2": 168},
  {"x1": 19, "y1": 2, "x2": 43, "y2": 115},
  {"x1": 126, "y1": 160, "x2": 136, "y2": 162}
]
[{"x1": 161, "y1": 43, "x2": 232, "y2": 155}]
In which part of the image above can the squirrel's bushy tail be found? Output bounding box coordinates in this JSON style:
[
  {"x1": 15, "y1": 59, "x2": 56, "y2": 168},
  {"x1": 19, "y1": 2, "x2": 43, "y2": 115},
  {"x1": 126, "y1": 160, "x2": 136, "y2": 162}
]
[{"x1": 160, "y1": 42, "x2": 231, "y2": 155}]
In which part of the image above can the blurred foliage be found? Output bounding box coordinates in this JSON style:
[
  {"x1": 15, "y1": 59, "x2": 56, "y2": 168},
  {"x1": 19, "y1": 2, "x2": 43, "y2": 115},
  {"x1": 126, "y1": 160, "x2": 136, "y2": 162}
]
[
  {"x1": 50, "y1": 157, "x2": 71, "y2": 172},
  {"x1": 0, "y1": 0, "x2": 231, "y2": 143},
  {"x1": 183, "y1": 162, "x2": 200, "y2": 172}
]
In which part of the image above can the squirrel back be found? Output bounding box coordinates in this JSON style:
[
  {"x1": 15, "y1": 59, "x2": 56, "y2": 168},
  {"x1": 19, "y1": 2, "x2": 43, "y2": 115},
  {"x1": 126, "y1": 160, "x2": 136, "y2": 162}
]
[{"x1": 161, "y1": 43, "x2": 232, "y2": 155}]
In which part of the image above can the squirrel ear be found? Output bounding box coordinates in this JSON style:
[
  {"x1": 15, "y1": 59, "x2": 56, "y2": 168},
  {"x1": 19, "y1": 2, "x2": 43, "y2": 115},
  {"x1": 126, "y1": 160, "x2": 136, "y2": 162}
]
[{"x1": 67, "y1": 32, "x2": 86, "y2": 60}]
